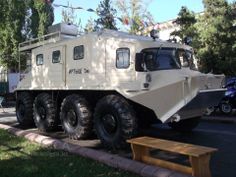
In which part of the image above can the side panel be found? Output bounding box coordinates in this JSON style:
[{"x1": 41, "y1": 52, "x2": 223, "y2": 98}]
[
  {"x1": 19, "y1": 45, "x2": 66, "y2": 90},
  {"x1": 66, "y1": 36, "x2": 106, "y2": 89}
]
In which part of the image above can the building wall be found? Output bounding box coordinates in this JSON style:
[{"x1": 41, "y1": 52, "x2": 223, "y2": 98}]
[
  {"x1": 144, "y1": 19, "x2": 180, "y2": 41},
  {"x1": 158, "y1": 20, "x2": 179, "y2": 40}
]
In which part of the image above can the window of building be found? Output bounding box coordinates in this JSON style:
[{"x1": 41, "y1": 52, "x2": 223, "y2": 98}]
[
  {"x1": 74, "y1": 45, "x2": 84, "y2": 60},
  {"x1": 52, "y1": 50, "x2": 61, "y2": 63},
  {"x1": 116, "y1": 48, "x2": 130, "y2": 69},
  {"x1": 36, "y1": 54, "x2": 43, "y2": 66}
]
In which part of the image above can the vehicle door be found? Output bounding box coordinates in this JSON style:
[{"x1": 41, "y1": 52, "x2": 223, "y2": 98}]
[
  {"x1": 46, "y1": 45, "x2": 66, "y2": 88},
  {"x1": 105, "y1": 39, "x2": 136, "y2": 85}
]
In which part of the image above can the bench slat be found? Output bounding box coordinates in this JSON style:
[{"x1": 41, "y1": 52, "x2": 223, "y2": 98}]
[{"x1": 127, "y1": 136, "x2": 217, "y2": 157}]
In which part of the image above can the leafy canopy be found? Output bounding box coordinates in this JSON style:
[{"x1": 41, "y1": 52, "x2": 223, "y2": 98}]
[
  {"x1": 116, "y1": 0, "x2": 154, "y2": 35},
  {"x1": 197, "y1": 0, "x2": 236, "y2": 75},
  {"x1": 95, "y1": 0, "x2": 118, "y2": 30},
  {"x1": 0, "y1": 0, "x2": 54, "y2": 70}
]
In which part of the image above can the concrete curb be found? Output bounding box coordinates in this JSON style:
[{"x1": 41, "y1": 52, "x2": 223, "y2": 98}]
[{"x1": 0, "y1": 123, "x2": 192, "y2": 177}]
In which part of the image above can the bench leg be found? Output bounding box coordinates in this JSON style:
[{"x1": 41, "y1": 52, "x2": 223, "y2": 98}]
[
  {"x1": 130, "y1": 144, "x2": 149, "y2": 161},
  {"x1": 189, "y1": 154, "x2": 211, "y2": 177}
]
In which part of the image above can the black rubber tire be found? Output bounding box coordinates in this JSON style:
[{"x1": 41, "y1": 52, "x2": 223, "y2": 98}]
[
  {"x1": 168, "y1": 117, "x2": 200, "y2": 133},
  {"x1": 60, "y1": 94, "x2": 92, "y2": 139},
  {"x1": 16, "y1": 92, "x2": 34, "y2": 127},
  {"x1": 219, "y1": 102, "x2": 232, "y2": 115},
  {"x1": 33, "y1": 93, "x2": 57, "y2": 132},
  {"x1": 94, "y1": 95, "x2": 138, "y2": 149}
]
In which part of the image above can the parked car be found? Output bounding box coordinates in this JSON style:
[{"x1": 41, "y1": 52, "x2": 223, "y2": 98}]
[
  {"x1": 219, "y1": 77, "x2": 236, "y2": 115},
  {"x1": 205, "y1": 77, "x2": 236, "y2": 115}
]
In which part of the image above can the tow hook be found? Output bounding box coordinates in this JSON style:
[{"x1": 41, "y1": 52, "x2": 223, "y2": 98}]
[{"x1": 172, "y1": 114, "x2": 181, "y2": 122}]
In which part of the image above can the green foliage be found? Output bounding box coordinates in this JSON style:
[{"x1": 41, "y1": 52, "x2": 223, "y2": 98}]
[
  {"x1": 33, "y1": 0, "x2": 54, "y2": 37},
  {"x1": 116, "y1": 0, "x2": 154, "y2": 35},
  {"x1": 171, "y1": 6, "x2": 198, "y2": 46},
  {"x1": 173, "y1": 2, "x2": 236, "y2": 76},
  {"x1": 0, "y1": 0, "x2": 55, "y2": 70},
  {"x1": 0, "y1": 129, "x2": 139, "y2": 177},
  {"x1": 61, "y1": 2, "x2": 83, "y2": 34},
  {"x1": 0, "y1": 0, "x2": 28, "y2": 70},
  {"x1": 0, "y1": 129, "x2": 136, "y2": 177},
  {"x1": 84, "y1": 17, "x2": 96, "y2": 33},
  {"x1": 197, "y1": 0, "x2": 236, "y2": 75},
  {"x1": 61, "y1": 2, "x2": 77, "y2": 24},
  {"x1": 95, "y1": 0, "x2": 117, "y2": 30}
]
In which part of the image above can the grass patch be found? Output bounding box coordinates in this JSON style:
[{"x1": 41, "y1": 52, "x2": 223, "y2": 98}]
[{"x1": 0, "y1": 129, "x2": 139, "y2": 177}]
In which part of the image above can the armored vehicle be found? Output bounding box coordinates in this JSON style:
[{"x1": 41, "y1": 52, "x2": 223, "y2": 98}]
[{"x1": 16, "y1": 23, "x2": 225, "y2": 149}]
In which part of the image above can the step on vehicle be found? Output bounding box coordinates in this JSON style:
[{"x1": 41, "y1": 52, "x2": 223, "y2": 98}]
[{"x1": 16, "y1": 23, "x2": 225, "y2": 149}]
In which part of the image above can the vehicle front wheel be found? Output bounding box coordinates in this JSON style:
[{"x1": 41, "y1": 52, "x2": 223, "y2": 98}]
[
  {"x1": 94, "y1": 95, "x2": 138, "y2": 149},
  {"x1": 168, "y1": 117, "x2": 200, "y2": 132},
  {"x1": 219, "y1": 102, "x2": 232, "y2": 115},
  {"x1": 60, "y1": 94, "x2": 92, "y2": 139},
  {"x1": 16, "y1": 92, "x2": 34, "y2": 127},
  {"x1": 33, "y1": 93, "x2": 58, "y2": 132}
]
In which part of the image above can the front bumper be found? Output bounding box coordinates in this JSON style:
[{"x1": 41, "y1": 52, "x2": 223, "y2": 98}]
[{"x1": 167, "y1": 89, "x2": 226, "y2": 122}]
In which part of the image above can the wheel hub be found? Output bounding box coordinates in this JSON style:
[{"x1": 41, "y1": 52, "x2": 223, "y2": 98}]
[
  {"x1": 67, "y1": 109, "x2": 77, "y2": 127},
  {"x1": 222, "y1": 103, "x2": 231, "y2": 113},
  {"x1": 101, "y1": 114, "x2": 117, "y2": 135},
  {"x1": 38, "y1": 106, "x2": 46, "y2": 120}
]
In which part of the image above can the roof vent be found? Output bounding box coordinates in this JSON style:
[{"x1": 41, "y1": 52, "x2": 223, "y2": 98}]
[{"x1": 48, "y1": 23, "x2": 78, "y2": 36}]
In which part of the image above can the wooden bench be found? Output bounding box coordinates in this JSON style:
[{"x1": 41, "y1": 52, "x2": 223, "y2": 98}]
[{"x1": 127, "y1": 136, "x2": 217, "y2": 177}]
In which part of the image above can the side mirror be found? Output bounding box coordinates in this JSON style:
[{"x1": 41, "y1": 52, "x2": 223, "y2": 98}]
[{"x1": 135, "y1": 53, "x2": 144, "y2": 72}]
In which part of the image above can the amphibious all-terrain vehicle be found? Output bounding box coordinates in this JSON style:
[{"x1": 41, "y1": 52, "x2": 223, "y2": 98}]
[{"x1": 16, "y1": 23, "x2": 225, "y2": 149}]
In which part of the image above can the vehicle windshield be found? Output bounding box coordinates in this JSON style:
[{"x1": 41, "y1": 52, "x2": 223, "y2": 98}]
[{"x1": 140, "y1": 47, "x2": 197, "y2": 71}]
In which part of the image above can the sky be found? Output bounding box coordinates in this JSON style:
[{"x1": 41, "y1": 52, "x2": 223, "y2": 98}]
[{"x1": 53, "y1": 0, "x2": 234, "y2": 27}]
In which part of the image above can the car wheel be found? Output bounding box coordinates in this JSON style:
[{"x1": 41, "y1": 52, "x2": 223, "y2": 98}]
[{"x1": 219, "y1": 102, "x2": 232, "y2": 115}]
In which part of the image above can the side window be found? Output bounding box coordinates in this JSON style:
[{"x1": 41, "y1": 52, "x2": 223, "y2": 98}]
[
  {"x1": 36, "y1": 54, "x2": 43, "y2": 66},
  {"x1": 116, "y1": 48, "x2": 130, "y2": 69},
  {"x1": 52, "y1": 50, "x2": 61, "y2": 63},
  {"x1": 74, "y1": 45, "x2": 84, "y2": 60}
]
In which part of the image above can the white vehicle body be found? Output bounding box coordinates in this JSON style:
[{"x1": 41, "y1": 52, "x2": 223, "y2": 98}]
[
  {"x1": 17, "y1": 29, "x2": 224, "y2": 122},
  {"x1": 16, "y1": 24, "x2": 225, "y2": 148}
]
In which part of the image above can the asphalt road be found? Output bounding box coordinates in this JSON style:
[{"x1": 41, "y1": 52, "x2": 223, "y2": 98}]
[{"x1": 0, "y1": 108, "x2": 236, "y2": 177}]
